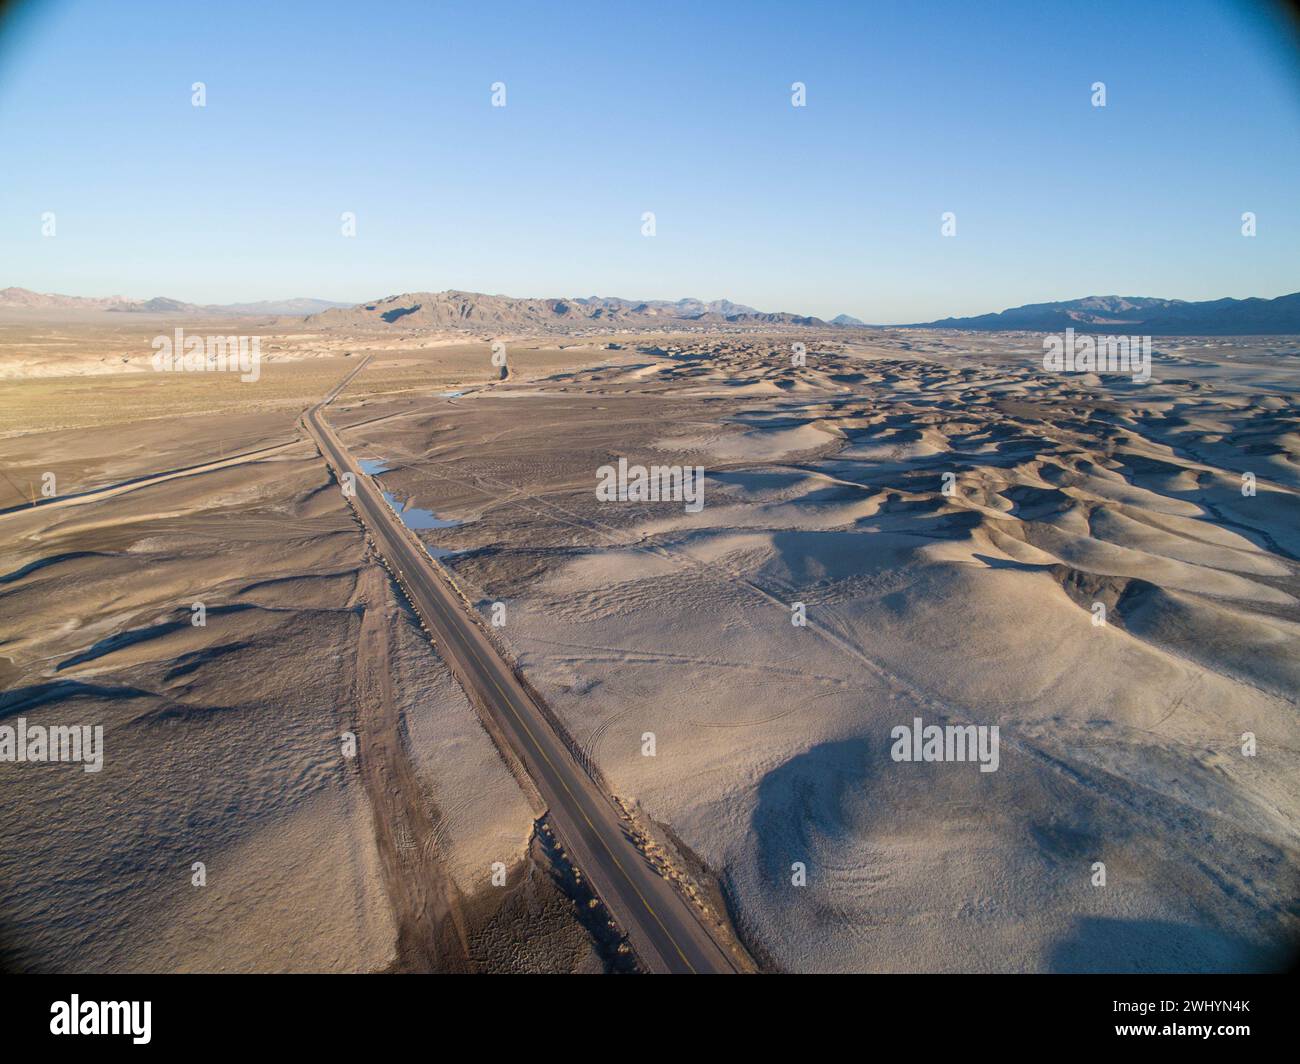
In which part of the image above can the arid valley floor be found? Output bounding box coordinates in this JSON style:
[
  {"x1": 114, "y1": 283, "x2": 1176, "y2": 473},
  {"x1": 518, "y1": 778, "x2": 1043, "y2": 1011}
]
[{"x1": 1, "y1": 316, "x2": 1297, "y2": 972}]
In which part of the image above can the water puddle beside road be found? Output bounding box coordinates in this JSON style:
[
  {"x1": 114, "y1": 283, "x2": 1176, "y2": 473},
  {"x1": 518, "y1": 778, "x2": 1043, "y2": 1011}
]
[
  {"x1": 381, "y1": 491, "x2": 463, "y2": 530},
  {"x1": 360, "y1": 456, "x2": 465, "y2": 532}
]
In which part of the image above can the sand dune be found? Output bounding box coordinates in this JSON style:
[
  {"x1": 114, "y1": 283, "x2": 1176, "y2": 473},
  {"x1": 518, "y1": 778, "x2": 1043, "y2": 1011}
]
[
  {"x1": 3, "y1": 326, "x2": 1296, "y2": 973},
  {"x1": 0, "y1": 394, "x2": 601, "y2": 971},
  {"x1": 339, "y1": 332, "x2": 1298, "y2": 972}
]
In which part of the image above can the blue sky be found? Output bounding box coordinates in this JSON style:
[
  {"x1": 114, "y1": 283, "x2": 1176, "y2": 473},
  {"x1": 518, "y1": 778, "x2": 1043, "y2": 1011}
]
[{"x1": 1, "y1": 0, "x2": 1297, "y2": 321}]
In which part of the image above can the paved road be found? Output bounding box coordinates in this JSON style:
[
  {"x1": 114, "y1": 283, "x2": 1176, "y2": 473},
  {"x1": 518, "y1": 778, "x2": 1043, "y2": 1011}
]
[
  {"x1": 0, "y1": 440, "x2": 300, "y2": 520},
  {"x1": 303, "y1": 360, "x2": 737, "y2": 974}
]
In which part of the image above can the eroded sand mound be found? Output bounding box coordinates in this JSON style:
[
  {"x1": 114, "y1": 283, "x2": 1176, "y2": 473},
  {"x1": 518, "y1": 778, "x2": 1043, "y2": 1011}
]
[
  {"x1": 344, "y1": 334, "x2": 1299, "y2": 972},
  {"x1": 0, "y1": 395, "x2": 595, "y2": 972},
  {"x1": 3, "y1": 332, "x2": 1296, "y2": 973}
]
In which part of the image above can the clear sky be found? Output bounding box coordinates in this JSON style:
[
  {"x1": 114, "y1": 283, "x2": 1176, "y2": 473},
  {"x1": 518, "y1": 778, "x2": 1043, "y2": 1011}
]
[{"x1": 1, "y1": 0, "x2": 1297, "y2": 322}]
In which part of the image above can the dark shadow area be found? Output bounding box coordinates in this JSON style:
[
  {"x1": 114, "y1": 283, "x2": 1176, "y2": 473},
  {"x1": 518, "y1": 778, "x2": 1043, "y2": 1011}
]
[
  {"x1": 1048, "y1": 916, "x2": 1290, "y2": 973},
  {"x1": 751, "y1": 737, "x2": 873, "y2": 884}
]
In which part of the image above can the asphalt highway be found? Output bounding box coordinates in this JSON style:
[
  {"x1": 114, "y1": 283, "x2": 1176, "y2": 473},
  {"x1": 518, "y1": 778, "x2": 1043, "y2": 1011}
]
[{"x1": 303, "y1": 361, "x2": 737, "y2": 974}]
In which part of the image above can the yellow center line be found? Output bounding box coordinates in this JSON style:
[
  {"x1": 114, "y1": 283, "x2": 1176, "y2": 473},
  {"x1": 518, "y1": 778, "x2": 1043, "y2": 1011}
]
[
  {"x1": 458, "y1": 620, "x2": 698, "y2": 973},
  {"x1": 309, "y1": 383, "x2": 707, "y2": 973},
  {"x1": 380, "y1": 500, "x2": 697, "y2": 973}
]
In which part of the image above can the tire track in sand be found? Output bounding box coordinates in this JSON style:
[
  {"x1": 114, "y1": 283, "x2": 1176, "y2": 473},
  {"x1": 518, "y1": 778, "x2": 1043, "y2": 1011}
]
[{"x1": 350, "y1": 563, "x2": 474, "y2": 972}]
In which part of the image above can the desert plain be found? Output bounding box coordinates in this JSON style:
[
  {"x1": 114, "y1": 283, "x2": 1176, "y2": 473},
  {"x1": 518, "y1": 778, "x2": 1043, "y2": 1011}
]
[{"x1": 1, "y1": 312, "x2": 1297, "y2": 972}]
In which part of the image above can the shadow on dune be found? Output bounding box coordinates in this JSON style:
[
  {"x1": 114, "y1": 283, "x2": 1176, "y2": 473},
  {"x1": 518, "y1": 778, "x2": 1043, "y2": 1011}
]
[
  {"x1": 751, "y1": 737, "x2": 873, "y2": 883},
  {"x1": 1048, "y1": 916, "x2": 1285, "y2": 973},
  {"x1": 0, "y1": 679, "x2": 156, "y2": 718},
  {"x1": 52, "y1": 603, "x2": 261, "y2": 672},
  {"x1": 55, "y1": 620, "x2": 191, "y2": 671},
  {"x1": 0, "y1": 551, "x2": 110, "y2": 584},
  {"x1": 971, "y1": 552, "x2": 1046, "y2": 572}
]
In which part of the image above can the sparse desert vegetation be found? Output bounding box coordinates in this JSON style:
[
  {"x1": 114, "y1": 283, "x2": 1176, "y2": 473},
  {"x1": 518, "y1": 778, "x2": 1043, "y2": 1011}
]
[{"x1": 3, "y1": 317, "x2": 1296, "y2": 972}]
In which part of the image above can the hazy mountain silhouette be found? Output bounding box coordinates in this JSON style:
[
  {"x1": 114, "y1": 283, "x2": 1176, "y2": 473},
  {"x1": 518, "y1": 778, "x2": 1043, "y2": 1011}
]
[
  {"x1": 903, "y1": 292, "x2": 1300, "y2": 334},
  {"x1": 304, "y1": 290, "x2": 827, "y2": 329},
  {"x1": 0, "y1": 288, "x2": 349, "y2": 316}
]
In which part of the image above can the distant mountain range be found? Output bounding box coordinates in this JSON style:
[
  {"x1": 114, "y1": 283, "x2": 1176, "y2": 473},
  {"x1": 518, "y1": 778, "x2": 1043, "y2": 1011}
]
[
  {"x1": 304, "y1": 291, "x2": 829, "y2": 329},
  {"x1": 902, "y1": 292, "x2": 1300, "y2": 335},
  {"x1": 5, "y1": 285, "x2": 1298, "y2": 334},
  {"x1": 0, "y1": 286, "x2": 831, "y2": 327},
  {"x1": 0, "y1": 288, "x2": 350, "y2": 316}
]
